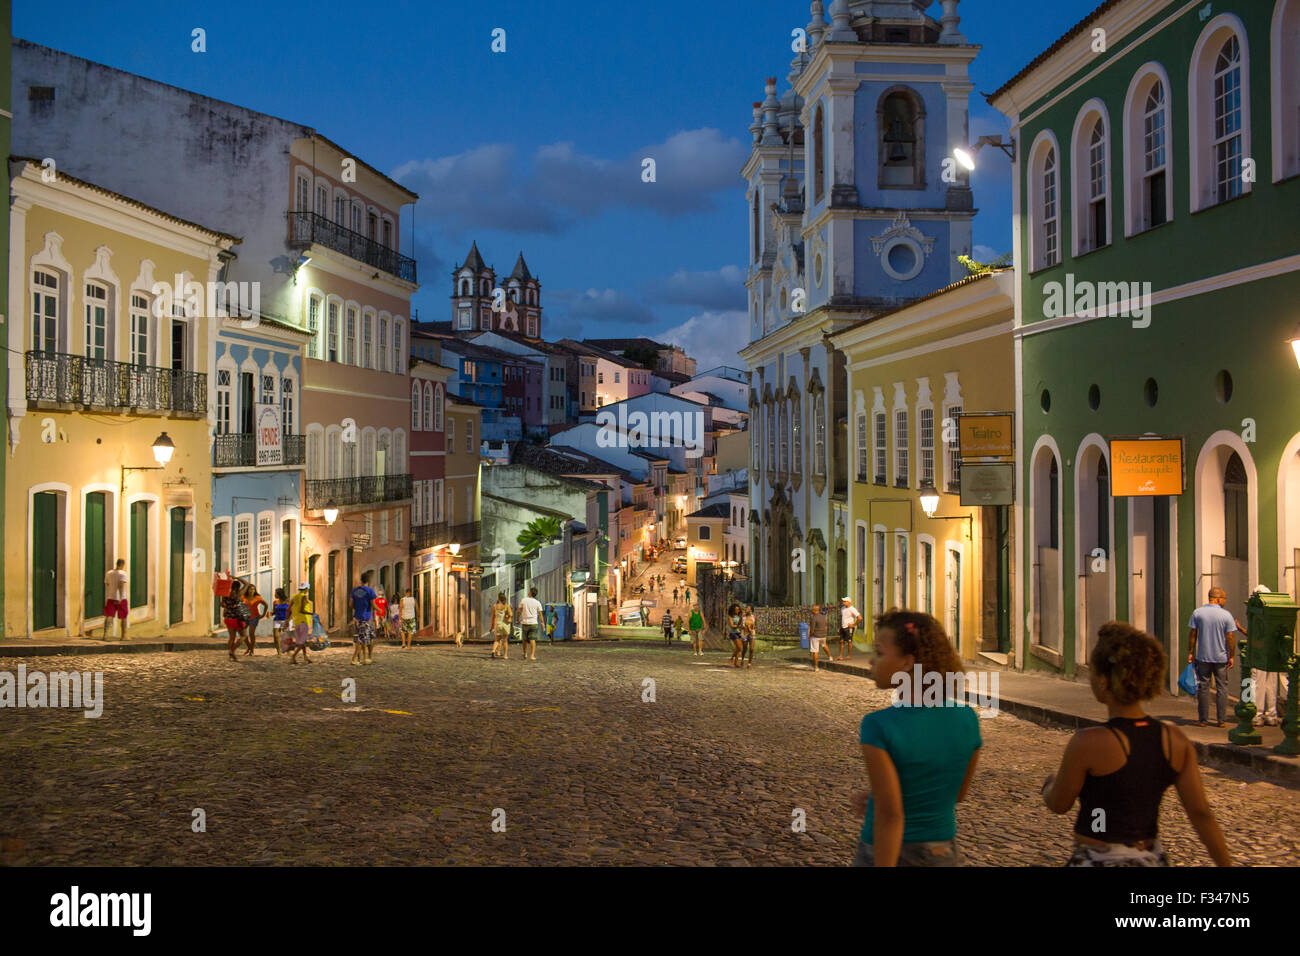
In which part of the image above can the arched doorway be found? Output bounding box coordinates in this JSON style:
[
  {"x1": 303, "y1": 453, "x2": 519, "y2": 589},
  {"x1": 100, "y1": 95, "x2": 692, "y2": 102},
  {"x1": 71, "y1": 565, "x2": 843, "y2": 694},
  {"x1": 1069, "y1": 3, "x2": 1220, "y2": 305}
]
[
  {"x1": 1030, "y1": 443, "x2": 1063, "y2": 653},
  {"x1": 1075, "y1": 441, "x2": 1113, "y2": 660},
  {"x1": 1196, "y1": 437, "x2": 1255, "y2": 694}
]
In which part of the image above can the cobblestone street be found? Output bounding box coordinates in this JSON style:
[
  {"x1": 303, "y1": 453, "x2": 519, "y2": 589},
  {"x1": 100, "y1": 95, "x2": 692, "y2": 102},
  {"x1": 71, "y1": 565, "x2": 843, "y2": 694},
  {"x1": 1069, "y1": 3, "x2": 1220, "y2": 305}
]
[{"x1": 2, "y1": 643, "x2": 1298, "y2": 866}]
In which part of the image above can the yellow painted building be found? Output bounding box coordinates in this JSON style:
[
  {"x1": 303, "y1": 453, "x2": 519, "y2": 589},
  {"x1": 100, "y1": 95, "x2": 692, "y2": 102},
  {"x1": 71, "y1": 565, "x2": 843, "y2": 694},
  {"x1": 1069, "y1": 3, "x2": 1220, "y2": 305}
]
[
  {"x1": 830, "y1": 271, "x2": 1015, "y2": 662},
  {"x1": 5, "y1": 160, "x2": 235, "y2": 639}
]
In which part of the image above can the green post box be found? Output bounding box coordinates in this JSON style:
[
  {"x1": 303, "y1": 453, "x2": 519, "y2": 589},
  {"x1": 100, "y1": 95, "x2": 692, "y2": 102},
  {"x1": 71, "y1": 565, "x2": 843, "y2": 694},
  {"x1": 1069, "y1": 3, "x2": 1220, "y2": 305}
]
[
  {"x1": 1229, "y1": 592, "x2": 1299, "y2": 745},
  {"x1": 1245, "y1": 591, "x2": 1298, "y2": 674}
]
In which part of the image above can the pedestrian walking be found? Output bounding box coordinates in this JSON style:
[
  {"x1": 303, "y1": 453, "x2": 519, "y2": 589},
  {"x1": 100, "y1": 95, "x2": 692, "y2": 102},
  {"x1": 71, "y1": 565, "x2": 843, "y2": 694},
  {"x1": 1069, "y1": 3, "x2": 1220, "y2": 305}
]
[
  {"x1": 809, "y1": 604, "x2": 834, "y2": 671},
  {"x1": 399, "y1": 588, "x2": 418, "y2": 649},
  {"x1": 373, "y1": 589, "x2": 390, "y2": 643},
  {"x1": 675, "y1": 614, "x2": 686, "y2": 644},
  {"x1": 271, "y1": 588, "x2": 289, "y2": 655},
  {"x1": 350, "y1": 571, "x2": 379, "y2": 666},
  {"x1": 684, "y1": 587, "x2": 691, "y2": 605},
  {"x1": 838, "y1": 596, "x2": 863, "y2": 660},
  {"x1": 661, "y1": 610, "x2": 674, "y2": 645},
  {"x1": 243, "y1": 585, "x2": 268, "y2": 655},
  {"x1": 518, "y1": 587, "x2": 544, "y2": 661},
  {"x1": 545, "y1": 605, "x2": 558, "y2": 643},
  {"x1": 1188, "y1": 587, "x2": 1238, "y2": 727},
  {"x1": 741, "y1": 605, "x2": 757, "y2": 667},
  {"x1": 727, "y1": 603, "x2": 744, "y2": 667},
  {"x1": 849, "y1": 610, "x2": 981, "y2": 867},
  {"x1": 101, "y1": 558, "x2": 130, "y2": 641},
  {"x1": 222, "y1": 579, "x2": 252, "y2": 661},
  {"x1": 1043, "y1": 621, "x2": 1232, "y2": 866},
  {"x1": 287, "y1": 583, "x2": 313, "y2": 663},
  {"x1": 672, "y1": 587, "x2": 679, "y2": 605},
  {"x1": 688, "y1": 607, "x2": 705, "y2": 655},
  {"x1": 490, "y1": 593, "x2": 512, "y2": 659}
]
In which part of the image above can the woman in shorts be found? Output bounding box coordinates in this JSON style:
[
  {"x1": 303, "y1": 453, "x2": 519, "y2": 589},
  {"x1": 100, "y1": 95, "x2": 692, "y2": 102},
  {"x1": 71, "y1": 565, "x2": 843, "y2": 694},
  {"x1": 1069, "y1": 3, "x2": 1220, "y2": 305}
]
[
  {"x1": 741, "y1": 606, "x2": 757, "y2": 668},
  {"x1": 727, "y1": 603, "x2": 744, "y2": 668},
  {"x1": 221, "y1": 580, "x2": 251, "y2": 662}
]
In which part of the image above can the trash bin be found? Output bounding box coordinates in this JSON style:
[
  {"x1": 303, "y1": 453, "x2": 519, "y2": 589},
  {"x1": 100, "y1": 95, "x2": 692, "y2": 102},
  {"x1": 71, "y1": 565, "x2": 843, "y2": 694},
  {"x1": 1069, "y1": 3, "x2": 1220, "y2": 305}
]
[{"x1": 799, "y1": 621, "x2": 810, "y2": 650}]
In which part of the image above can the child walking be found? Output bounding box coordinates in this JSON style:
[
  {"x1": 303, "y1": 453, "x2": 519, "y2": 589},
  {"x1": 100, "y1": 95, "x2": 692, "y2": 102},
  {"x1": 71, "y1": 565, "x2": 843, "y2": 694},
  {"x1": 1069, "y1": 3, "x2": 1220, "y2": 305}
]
[{"x1": 271, "y1": 588, "x2": 290, "y2": 655}]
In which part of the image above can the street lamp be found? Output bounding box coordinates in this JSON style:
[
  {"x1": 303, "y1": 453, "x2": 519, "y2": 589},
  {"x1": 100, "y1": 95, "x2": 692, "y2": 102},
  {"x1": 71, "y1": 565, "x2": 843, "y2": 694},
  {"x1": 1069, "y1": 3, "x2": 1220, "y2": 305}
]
[
  {"x1": 919, "y1": 481, "x2": 941, "y2": 518},
  {"x1": 152, "y1": 432, "x2": 175, "y2": 465},
  {"x1": 322, "y1": 499, "x2": 339, "y2": 526},
  {"x1": 449, "y1": 542, "x2": 461, "y2": 556},
  {"x1": 953, "y1": 135, "x2": 1016, "y2": 171},
  {"x1": 1289, "y1": 323, "x2": 1300, "y2": 368}
]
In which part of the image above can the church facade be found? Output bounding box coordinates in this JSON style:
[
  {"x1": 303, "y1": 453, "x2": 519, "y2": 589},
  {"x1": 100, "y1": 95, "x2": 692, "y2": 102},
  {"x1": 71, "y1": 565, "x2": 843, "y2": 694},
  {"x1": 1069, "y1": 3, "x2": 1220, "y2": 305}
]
[
  {"x1": 450, "y1": 242, "x2": 542, "y2": 339},
  {"x1": 742, "y1": 0, "x2": 979, "y2": 609}
]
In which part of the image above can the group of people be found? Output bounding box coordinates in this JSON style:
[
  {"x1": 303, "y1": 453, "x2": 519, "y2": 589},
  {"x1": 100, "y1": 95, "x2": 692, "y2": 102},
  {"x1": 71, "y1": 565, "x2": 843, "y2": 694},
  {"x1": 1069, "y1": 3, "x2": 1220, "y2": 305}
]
[
  {"x1": 850, "y1": 600, "x2": 1234, "y2": 868},
  {"x1": 213, "y1": 569, "x2": 419, "y2": 664},
  {"x1": 489, "y1": 587, "x2": 560, "y2": 661},
  {"x1": 659, "y1": 608, "x2": 706, "y2": 653},
  {"x1": 805, "y1": 598, "x2": 864, "y2": 671}
]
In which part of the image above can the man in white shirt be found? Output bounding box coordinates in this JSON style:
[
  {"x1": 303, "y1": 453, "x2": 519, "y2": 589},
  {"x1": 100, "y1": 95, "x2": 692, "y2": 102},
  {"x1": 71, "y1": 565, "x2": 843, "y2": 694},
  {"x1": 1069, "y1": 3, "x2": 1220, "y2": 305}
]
[
  {"x1": 838, "y1": 596, "x2": 862, "y2": 661},
  {"x1": 517, "y1": 587, "x2": 544, "y2": 662},
  {"x1": 102, "y1": 559, "x2": 130, "y2": 640}
]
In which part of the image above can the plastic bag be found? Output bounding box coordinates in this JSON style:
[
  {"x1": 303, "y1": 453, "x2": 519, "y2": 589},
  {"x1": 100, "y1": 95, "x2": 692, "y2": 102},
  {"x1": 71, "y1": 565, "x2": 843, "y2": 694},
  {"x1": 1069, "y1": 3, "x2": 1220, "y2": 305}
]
[
  {"x1": 213, "y1": 570, "x2": 233, "y2": 596},
  {"x1": 255, "y1": 617, "x2": 274, "y2": 639},
  {"x1": 312, "y1": 614, "x2": 326, "y2": 639},
  {"x1": 1178, "y1": 662, "x2": 1199, "y2": 697}
]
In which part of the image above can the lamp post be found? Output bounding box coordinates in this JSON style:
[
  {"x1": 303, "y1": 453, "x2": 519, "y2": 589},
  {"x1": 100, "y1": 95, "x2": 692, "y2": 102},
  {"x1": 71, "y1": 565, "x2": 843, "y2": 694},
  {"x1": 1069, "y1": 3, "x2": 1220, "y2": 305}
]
[{"x1": 953, "y1": 135, "x2": 1016, "y2": 171}]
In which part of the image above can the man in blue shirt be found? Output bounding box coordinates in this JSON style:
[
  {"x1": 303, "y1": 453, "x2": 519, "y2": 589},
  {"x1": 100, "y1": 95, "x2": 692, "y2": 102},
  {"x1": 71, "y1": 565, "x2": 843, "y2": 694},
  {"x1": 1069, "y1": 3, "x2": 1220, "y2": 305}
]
[
  {"x1": 1188, "y1": 587, "x2": 1240, "y2": 726},
  {"x1": 351, "y1": 571, "x2": 379, "y2": 666}
]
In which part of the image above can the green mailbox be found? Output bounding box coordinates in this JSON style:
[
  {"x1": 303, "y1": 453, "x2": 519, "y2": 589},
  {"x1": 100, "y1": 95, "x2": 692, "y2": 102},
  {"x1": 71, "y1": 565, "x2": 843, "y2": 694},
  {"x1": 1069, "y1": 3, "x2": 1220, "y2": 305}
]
[{"x1": 1245, "y1": 591, "x2": 1299, "y2": 673}]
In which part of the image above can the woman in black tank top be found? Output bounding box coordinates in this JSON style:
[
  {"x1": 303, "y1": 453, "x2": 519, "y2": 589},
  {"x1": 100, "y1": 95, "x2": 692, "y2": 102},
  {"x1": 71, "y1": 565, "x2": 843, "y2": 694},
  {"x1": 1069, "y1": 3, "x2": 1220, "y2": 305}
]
[{"x1": 1040, "y1": 622, "x2": 1232, "y2": 866}]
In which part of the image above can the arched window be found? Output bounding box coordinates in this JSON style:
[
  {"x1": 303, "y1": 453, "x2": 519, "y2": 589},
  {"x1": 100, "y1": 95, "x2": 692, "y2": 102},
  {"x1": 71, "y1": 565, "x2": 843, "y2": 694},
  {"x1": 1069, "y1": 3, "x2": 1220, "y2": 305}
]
[
  {"x1": 345, "y1": 306, "x2": 358, "y2": 365},
  {"x1": 393, "y1": 319, "x2": 405, "y2": 374},
  {"x1": 1272, "y1": 0, "x2": 1300, "y2": 181},
  {"x1": 306, "y1": 294, "x2": 322, "y2": 359},
  {"x1": 814, "y1": 392, "x2": 827, "y2": 477},
  {"x1": 362, "y1": 310, "x2": 374, "y2": 368},
  {"x1": 84, "y1": 281, "x2": 110, "y2": 360},
  {"x1": 32, "y1": 269, "x2": 62, "y2": 354},
  {"x1": 1072, "y1": 102, "x2": 1110, "y2": 254},
  {"x1": 1124, "y1": 67, "x2": 1172, "y2": 234},
  {"x1": 411, "y1": 381, "x2": 422, "y2": 431},
  {"x1": 767, "y1": 402, "x2": 776, "y2": 467},
  {"x1": 878, "y1": 88, "x2": 924, "y2": 188},
  {"x1": 791, "y1": 394, "x2": 802, "y2": 475},
  {"x1": 459, "y1": 277, "x2": 470, "y2": 297},
  {"x1": 1029, "y1": 134, "x2": 1060, "y2": 270},
  {"x1": 306, "y1": 429, "x2": 323, "y2": 480},
  {"x1": 423, "y1": 382, "x2": 434, "y2": 430},
  {"x1": 779, "y1": 402, "x2": 788, "y2": 474},
  {"x1": 752, "y1": 191, "x2": 761, "y2": 260},
  {"x1": 326, "y1": 428, "x2": 342, "y2": 479},
  {"x1": 434, "y1": 384, "x2": 444, "y2": 431},
  {"x1": 813, "y1": 104, "x2": 826, "y2": 203},
  {"x1": 394, "y1": 430, "x2": 407, "y2": 474},
  {"x1": 1190, "y1": 17, "x2": 1251, "y2": 210}
]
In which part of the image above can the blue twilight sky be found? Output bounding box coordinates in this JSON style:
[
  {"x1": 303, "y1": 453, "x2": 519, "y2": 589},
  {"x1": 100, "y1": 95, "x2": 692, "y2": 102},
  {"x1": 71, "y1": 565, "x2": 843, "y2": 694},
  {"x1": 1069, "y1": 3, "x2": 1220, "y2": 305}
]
[{"x1": 15, "y1": 0, "x2": 1104, "y2": 370}]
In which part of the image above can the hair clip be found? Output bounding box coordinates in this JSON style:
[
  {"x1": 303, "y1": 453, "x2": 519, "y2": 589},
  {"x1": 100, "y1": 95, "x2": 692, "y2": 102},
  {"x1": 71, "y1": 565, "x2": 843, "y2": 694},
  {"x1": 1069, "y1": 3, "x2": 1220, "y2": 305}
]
[{"x1": 904, "y1": 621, "x2": 916, "y2": 635}]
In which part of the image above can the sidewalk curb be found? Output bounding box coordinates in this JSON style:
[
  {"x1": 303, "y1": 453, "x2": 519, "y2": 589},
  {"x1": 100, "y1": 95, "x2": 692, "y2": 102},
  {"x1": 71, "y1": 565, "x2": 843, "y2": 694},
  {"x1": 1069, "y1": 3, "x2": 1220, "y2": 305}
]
[{"x1": 787, "y1": 655, "x2": 1300, "y2": 789}]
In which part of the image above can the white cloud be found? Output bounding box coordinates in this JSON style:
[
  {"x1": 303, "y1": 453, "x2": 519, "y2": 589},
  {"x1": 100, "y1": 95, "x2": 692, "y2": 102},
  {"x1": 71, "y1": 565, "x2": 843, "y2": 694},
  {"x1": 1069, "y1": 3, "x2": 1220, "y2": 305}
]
[
  {"x1": 651, "y1": 265, "x2": 747, "y2": 311},
  {"x1": 658, "y1": 311, "x2": 748, "y2": 372}
]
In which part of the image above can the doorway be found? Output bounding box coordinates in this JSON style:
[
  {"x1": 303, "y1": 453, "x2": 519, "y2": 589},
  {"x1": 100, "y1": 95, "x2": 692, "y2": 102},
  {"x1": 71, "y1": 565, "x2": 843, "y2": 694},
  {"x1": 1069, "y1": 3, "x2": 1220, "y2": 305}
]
[
  {"x1": 33, "y1": 492, "x2": 60, "y2": 631},
  {"x1": 945, "y1": 545, "x2": 962, "y2": 647},
  {"x1": 168, "y1": 507, "x2": 186, "y2": 626},
  {"x1": 85, "y1": 492, "x2": 107, "y2": 626}
]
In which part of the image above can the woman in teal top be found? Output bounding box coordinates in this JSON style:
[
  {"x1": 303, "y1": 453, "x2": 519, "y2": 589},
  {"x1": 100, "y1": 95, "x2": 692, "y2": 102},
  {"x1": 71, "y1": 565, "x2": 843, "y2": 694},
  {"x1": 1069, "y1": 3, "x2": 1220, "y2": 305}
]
[{"x1": 850, "y1": 610, "x2": 982, "y2": 866}]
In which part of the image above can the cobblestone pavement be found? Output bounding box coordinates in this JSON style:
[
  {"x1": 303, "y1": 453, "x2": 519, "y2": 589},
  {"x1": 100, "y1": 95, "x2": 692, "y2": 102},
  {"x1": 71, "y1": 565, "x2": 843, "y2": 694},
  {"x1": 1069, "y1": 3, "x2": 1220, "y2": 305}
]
[{"x1": 1, "y1": 643, "x2": 1297, "y2": 866}]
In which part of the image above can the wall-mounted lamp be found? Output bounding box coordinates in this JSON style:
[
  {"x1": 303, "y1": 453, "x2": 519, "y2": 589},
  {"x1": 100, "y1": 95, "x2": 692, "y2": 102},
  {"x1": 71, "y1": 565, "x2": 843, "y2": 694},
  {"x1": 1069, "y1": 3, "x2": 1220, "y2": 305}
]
[
  {"x1": 917, "y1": 481, "x2": 973, "y2": 539},
  {"x1": 953, "y1": 135, "x2": 1016, "y2": 171},
  {"x1": 121, "y1": 432, "x2": 177, "y2": 494},
  {"x1": 322, "y1": 499, "x2": 339, "y2": 525},
  {"x1": 449, "y1": 542, "x2": 461, "y2": 556}
]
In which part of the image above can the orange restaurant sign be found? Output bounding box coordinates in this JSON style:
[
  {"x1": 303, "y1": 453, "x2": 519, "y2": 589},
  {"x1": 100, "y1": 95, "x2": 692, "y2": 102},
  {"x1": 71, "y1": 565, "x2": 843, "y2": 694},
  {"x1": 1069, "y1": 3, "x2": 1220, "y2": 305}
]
[
  {"x1": 1109, "y1": 438, "x2": 1184, "y2": 496},
  {"x1": 958, "y1": 413, "x2": 1014, "y2": 460}
]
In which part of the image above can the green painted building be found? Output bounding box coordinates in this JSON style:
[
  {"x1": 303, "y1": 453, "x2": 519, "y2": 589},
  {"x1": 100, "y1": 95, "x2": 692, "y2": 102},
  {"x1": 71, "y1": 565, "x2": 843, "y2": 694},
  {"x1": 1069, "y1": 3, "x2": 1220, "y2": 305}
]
[
  {"x1": 992, "y1": 0, "x2": 1300, "y2": 690},
  {"x1": 0, "y1": 0, "x2": 10, "y2": 635}
]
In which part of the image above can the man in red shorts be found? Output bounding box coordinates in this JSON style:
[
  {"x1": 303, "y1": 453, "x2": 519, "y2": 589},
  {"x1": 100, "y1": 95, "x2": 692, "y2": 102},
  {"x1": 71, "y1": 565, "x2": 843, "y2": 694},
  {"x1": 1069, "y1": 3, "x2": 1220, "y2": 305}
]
[{"x1": 102, "y1": 558, "x2": 130, "y2": 640}]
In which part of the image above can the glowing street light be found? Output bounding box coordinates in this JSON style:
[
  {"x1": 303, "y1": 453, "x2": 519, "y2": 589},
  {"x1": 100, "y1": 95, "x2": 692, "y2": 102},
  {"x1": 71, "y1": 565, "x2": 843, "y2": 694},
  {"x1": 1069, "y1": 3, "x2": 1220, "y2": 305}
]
[
  {"x1": 151, "y1": 432, "x2": 175, "y2": 465},
  {"x1": 919, "y1": 481, "x2": 941, "y2": 518},
  {"x1": 952, "y1": 135, "x2": 1016, "y2": 171},
  {"x1": 322, "y1": 499, "x2": 339, "y2": 525}
]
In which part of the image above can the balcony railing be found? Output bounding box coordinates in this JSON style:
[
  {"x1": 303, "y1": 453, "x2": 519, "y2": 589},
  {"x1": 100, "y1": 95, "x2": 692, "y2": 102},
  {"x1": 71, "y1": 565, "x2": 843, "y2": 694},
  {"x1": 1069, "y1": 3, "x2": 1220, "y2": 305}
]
[
  {"x1": 449, "y1": 520, "x2": 481, "y2": 544},
  {"x1": 411, "y1": 521, "x2": 450, "y2": 551},
  {"x1": 305, "y1": 473, "x2": 413, "y2": 509},
  {"x1": 26, "y1": 351, "x2": 206, "y2": 414},
  {"x1": 288, "y1": 211, "x2": 417, "y2": 283},
  {"x1": 213, "y1": 433, "x2": 306, "y2": 468}
]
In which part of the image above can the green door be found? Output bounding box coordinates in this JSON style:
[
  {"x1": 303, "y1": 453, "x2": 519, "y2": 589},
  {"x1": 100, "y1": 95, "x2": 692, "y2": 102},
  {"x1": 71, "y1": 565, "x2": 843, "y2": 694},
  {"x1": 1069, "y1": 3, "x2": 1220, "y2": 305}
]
[
  {"x1": 281, "y1": 519, "x2": 291, "y2": 595},
  {"x1": 32, "y1": 492, "x2": 59, "y2": 631},
  {"x1": 213, "y1": 522, "x2": 225, "y2": 627},
  {"x1": 130, "y1": 501, "x2": 149, "y2": 608},
  {"x1": 169, "y1": 507, "x2": 185, "y2": 625},
  {"x1": 84, "y1": 492, "x2": 107, "y2": 619}
]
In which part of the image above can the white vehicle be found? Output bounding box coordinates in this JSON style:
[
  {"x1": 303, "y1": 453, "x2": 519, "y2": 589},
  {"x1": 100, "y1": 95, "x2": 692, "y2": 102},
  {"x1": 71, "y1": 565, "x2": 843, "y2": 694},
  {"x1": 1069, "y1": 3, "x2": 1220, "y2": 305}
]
[{"x1": 673, "y1": 536, "x2": 687, "y2": 550}]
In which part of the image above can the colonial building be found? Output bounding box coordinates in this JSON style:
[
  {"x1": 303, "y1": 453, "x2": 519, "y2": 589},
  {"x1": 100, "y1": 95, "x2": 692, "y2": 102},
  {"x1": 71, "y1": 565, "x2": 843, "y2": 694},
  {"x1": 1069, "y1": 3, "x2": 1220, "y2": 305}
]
[
  {"x1": 830, "y1": 270, "x2": 1014, "y2": 662},
  {"x1": 450, "y1": 243, "x2": 542, "y2": 339},
  {"x1": 444, "y1": 394, "x2": 483, "y2": 639},
  {"x1": 992, "y1": 0, "x2": 1300, "y2": 688},
  {"x1": 409, "y1": 355, "x2": 453, "y2": 637},
  {"x1": 741, "y1": 0, "x2": 978, "y2": 608},
  {"x1": 5, "y1": 160, "x2": 234, "y2": 638}
]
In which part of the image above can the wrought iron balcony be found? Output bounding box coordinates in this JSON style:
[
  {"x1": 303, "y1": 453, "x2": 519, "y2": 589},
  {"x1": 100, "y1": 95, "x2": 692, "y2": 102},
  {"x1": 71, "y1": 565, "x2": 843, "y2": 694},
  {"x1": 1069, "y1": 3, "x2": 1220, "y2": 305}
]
[
  {"x1": 213, "y1": 433, "x2": 306, "y2": 468},
  {"x1": 305, "y1": 473, "x2": 413, "y2": 509},
  {"x1": 448, "y1": 520, "x2": 481, "y2": 544},
  {"x1": 26, "y1": 351, "x2": 206, "y2": 414},
  {"x1": 288, "y1": 211, "x2": 417, "y2": 283},
  {"x1": 411, "y1": 521, "x2": 450, "y2": 551}
]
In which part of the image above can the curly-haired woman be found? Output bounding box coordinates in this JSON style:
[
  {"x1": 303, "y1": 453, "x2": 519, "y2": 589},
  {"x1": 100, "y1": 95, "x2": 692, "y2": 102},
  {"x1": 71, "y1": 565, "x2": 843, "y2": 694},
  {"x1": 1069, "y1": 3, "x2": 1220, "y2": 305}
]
[
  {"x1": 726, "y1": 604, "x2": 744, "y2": 668},
  {"x1": 1042, "y1": 621, "x2": 1232, "y2": 866},
  {"x1": 849, "y1": 610, "x2": 981, "y2": 866}
]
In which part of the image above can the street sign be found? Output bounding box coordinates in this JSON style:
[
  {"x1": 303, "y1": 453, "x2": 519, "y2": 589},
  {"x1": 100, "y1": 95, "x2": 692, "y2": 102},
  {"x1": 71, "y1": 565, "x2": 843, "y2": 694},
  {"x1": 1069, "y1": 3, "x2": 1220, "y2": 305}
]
[
  {"x1": 959, "y1": 462, "x2": 1015, "y2": 506},
  {"x1": 1109, "y1": 436, "x2": 1184, "y2": 496},
  {"x1": 351, "y1": 533, "x2": 371, "y2": 548},
  {"x1": 958, "y1": 412, "x2": 1014, "y2": 460}
]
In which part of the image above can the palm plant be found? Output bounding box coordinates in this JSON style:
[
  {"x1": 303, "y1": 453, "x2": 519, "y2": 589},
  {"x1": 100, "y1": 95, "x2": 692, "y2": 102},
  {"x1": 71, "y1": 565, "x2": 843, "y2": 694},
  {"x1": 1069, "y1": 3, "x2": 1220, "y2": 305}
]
[{"x1": 517, "y1": 516, "x2": 562, "y2": 554}]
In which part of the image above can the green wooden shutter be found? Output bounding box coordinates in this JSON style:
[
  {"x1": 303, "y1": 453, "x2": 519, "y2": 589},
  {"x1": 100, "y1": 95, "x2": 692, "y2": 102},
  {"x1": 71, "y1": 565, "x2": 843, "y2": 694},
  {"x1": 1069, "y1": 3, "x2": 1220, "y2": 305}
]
[
  {"x1": 130, "y1": 501, "x2": 149, "y2": 608},
  {"x1": 84, "y1": 492, "x2": 106, "y2": 617},
  {"x1": 32, "y1": 493, "x2": 59, "y2": 630},
  {"x1": 169, "y1": 507, "x2": 185, "y2": 625}
]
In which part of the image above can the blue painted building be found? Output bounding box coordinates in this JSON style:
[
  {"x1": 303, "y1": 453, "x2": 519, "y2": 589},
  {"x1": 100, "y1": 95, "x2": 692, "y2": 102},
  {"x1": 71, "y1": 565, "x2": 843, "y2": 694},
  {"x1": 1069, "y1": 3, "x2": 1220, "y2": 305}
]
[{"x1": 210, "y1": 317, "x2": 310, "y2": 626}]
